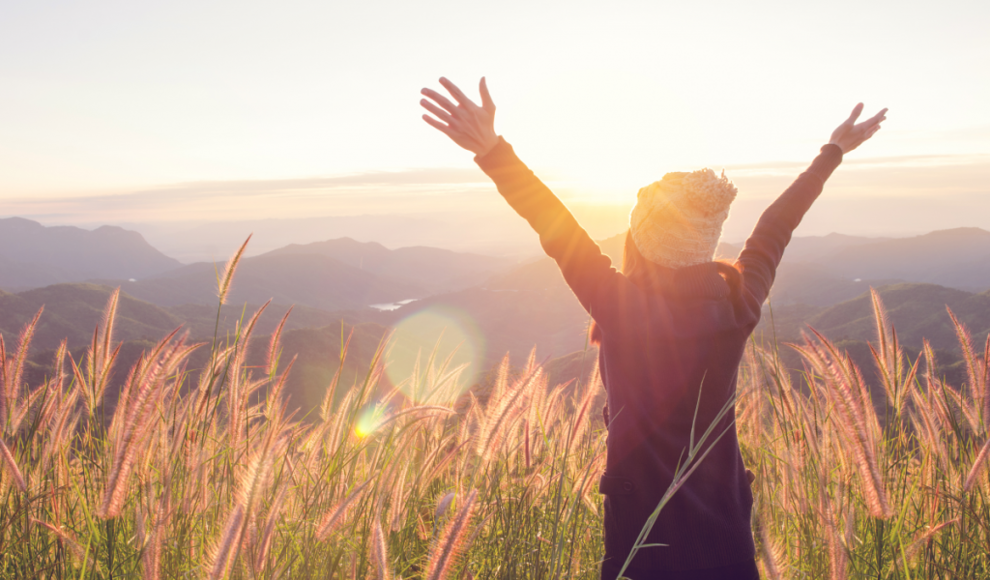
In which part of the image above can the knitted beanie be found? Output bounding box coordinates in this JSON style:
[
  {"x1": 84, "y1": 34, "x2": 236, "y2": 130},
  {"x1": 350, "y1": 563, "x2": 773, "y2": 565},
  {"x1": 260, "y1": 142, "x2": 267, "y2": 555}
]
[{"x1": 629, "y1": 168, "x2": 737, "y2": 268}]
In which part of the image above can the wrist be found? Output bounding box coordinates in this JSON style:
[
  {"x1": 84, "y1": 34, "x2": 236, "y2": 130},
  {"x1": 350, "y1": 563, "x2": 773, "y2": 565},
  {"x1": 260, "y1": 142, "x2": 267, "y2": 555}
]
[
  {"x1": 476, "y1": 134, "x2": 499, "y2": 157},
  {"x1": 809, "y1": 144, "x2": 844, "y2": 182}
]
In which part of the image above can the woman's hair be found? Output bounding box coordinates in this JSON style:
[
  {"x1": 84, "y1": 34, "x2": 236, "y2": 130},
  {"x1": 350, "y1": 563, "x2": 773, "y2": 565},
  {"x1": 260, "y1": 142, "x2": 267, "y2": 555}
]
[{"x1": 588, "y1": 230, "x2": 741, "y2": 345}]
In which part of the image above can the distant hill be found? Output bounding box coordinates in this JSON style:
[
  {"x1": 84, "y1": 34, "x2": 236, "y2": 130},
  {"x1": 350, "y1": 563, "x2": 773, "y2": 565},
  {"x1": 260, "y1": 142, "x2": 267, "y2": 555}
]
[
  {"x1": 774, "y1": 232, "x2": 892, "y2": 263},
  {"x1": 0, "y1": 217, "x2": 181, "y2": 290},
  {"x1": 0, "y1": 283, "x2": 350, "y2": 353},
  {"x1": 11, "y1": 279, "x2": 988, "y2": 424},
  {"x1": 767, "y1": 263, "x2": 900, "y2": 307},
  {"x1": 482, "y1": 233, "x2": 855, "y2": 307},
  {"x1": 743, "y1": 228, "x2": 990, "y2": 306},
  {"x1": 262, "y1": 237, "x2": 514, "y2": 294},
  {"x1": 0, "y1": 284, "x2": 190, "y2": 353},
  {"x1": 104, "y1": 253, "x2": 427, "y2": 311},
  {"x1": 815, "y1": 228, "x2": 990, "y2": 292},
  {"x1": 759, "y1": 283, "x2": 990, "y2": 352},
  {"x1": 719, "y1": 228, "x2": 990, "y2": 306}
]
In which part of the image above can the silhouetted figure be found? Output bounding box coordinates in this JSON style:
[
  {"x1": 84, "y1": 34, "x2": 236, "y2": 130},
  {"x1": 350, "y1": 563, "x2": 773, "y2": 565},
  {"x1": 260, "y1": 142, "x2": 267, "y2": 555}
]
[{"x1": 422, "y1": 77, "x2": 885, "y2": 580}]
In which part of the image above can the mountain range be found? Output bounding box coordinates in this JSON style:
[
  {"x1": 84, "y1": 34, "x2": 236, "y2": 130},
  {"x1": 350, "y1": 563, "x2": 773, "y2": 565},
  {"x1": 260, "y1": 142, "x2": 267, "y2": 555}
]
[
  {"x1": 6, "y1": 217, "x2": 990, "y2": 311},
  {"x1": 4, "y1": 217, "x2": 990, "y2": 419},
  {"x1": 0, "y1": 217, "x2": 181, "y2": 291}
]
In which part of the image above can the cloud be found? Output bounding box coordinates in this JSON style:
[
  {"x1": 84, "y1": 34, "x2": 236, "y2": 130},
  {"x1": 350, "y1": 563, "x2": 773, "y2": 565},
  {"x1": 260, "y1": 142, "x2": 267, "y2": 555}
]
[
  {"x1": 0, "y1": 167, "x2": 498, "y2": 223},
  {"x1": 3, "y1": 154, "x2": 988, "y2": 245}
]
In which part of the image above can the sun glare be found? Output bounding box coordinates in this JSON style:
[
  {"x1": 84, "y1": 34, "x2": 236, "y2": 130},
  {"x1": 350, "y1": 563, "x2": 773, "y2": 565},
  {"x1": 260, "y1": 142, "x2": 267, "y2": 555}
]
[
  {"x1": 354, "y1": 403, "x2": 387, "y2": 438},
  {"x1": 385, "y1": 306, "x2": 483, "y2": 403}
]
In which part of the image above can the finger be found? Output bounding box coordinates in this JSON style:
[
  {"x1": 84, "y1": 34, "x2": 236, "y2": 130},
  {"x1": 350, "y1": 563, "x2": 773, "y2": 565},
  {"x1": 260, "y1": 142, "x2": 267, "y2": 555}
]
[
  {"x1": 439, "y1": 77, "x2": 477, "y2": 107},
  {"x1": 422, "y1": 114, "x2": 455, "y2": 136},
  {"x1": 866, "y1": 108, "x2": 888, "y2": 125},
  {"x1": 846, "y1": 102, "x2": 864, "y2": 124},
  {"x1": 479, "y1": 77, "x2": 495, "y2": 111},
  {"x1": 421, "y1": 88, "x2": 459, "y2": 114},
  {"x1": 420, "y1": 99, "x2": 454, "y2": 124}
]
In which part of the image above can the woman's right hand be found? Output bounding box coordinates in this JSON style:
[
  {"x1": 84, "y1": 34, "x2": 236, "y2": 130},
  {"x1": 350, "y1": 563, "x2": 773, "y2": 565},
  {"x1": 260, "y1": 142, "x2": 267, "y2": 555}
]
[
  {"x1": 421, "y1": 77, "x2": 499, "y2": 157},
  {"x1": 829, "y1": 103, "x2": 888, "y2": 154}
]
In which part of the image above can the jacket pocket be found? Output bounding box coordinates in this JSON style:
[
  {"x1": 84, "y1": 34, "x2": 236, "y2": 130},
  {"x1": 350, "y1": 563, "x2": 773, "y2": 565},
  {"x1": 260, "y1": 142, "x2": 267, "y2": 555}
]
[{"x1": 598, "y1": 474, "x2": 635, "y2": 496}]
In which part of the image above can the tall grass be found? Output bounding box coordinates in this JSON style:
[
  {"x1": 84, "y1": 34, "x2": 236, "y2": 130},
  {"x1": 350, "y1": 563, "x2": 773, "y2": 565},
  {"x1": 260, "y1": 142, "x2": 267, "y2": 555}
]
[
  {"x1": 1, "y1": 257, "x2": 988, "y2": 578},
  {"x1": 0, "y1": 258, "x2": 605, "y2": 579},
  {"x1": 742, "y1": 289, "x2": 990, "y2": 578}
]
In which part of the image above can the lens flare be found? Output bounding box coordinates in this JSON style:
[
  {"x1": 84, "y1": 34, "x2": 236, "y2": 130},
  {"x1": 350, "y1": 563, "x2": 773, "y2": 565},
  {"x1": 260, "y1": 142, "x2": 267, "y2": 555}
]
[
  {"x1": 355, "y1": 404, "x2": 387, "y2": 438},
  {"x1": 385, "y1": 306, "x2": 483, "y2": 403}
]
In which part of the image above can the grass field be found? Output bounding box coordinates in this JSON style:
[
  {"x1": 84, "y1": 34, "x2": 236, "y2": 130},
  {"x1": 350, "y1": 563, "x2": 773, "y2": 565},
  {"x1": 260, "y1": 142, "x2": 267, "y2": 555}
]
[{"x1": 1, "y1": 250, "x2": 988, "y2": 579}]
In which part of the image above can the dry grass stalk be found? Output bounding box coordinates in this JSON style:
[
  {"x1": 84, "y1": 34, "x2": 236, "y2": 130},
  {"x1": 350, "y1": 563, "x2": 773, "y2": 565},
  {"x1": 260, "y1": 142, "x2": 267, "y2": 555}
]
[
  {"x1": 389, "y1": 462, "x2": 409, "y2": 532},
  {"x1": 99, "y1": 286, "x2": 120, "y2": 353},
  {"x1": 0, "y1": 436, "x2": 26, "y2": 492},
  {"x1": 35, "y1": 341, "x2": 68, "y2": 432},
  {"x1": 7, "y1": 383, "x2": 44, "y2": 440},
  {"x1": 487, "y1": 354, "x2": 511, "y2": 409},
  {"x1": 426, "y1": 489, "x2": 478, "y2": 580},
  {"x1": 567, "y1": 362, "x2": 600, "y2": 451},
  {"x1": 254, "y1": 484, "x2": 287, "y2": 573},
  {"x1": 435, "y1": 491, "x2": 456, "y2": 524},
  {"x1": 320, "y1": 328, "x2": 353, "y2": 422},
  {"x1": 100, "y1": 331, "x2": 191, "y2": 518},
  {"x1": 754, "y1": 511, "x2": 784, "y2": 580},
  {"x1": 207, "y1": 504, "x2": 245, "y2": 580},
  {"x1": 31, "y1": 518, "x2": 88, "y2": 561},
  {"x1": 794, "y1": 331, "x2": 892, "y2": 518},
  {"x1": 905, "y1": 517, "x2": 960, "y2": 560},
  {"x1": 1, "y1": 307, "x2": 42, "y2": 426},
  {"x1": 523, "y1": 419, "x2": 531, "y2": 470},
  {"x1": 868, "y1": 289, "x2": 912, "y2": 415},
  {"x1": 984, "y1": 334, "x2": 990, "y2": 426},
  {"x1": 540, "y1": 381, "x2": 566, "y2": 437},
  {"x1": 217, "y1": 234, "x2": 252, "y2": 305},
  {"x1": 0, "y1": 335, "x2": 5, "y2": 421},
  {"x1": 372, "y1": 519, "x2": 393, "y2": 580},
  {"x1": 266, "y1": 305, "x2": 294, "y2": 376},
  {"x1": 474, "y1": 366, "x2": 541, "y2": 464},
  {"x1": 818, "y1": 485, "x2": 847, "y2": 580},
  {"x1": 948, "y1": 307, "x2": 982, "y2": 405},
  {"x1": 265, "y1": 355, "x2": 297, "y2": 427},
  {"x1": 316, "y1": 479, "x2": 372, "y2": 540},
  {"x1": 234, "y1": 438, "x2": 282, "y2": 521},
  {"x1": 423, "y1": 443, "x2": 467, "y2": 497},
  {"x1": 41, "y1": 387, "x2": 80, "y2": 473},
  {"x1": 135, "y1": 504, "x2": 163, "y2": 580},
  {"x1": 964, "y1": 436, "x2": 990, "y2": 493}
]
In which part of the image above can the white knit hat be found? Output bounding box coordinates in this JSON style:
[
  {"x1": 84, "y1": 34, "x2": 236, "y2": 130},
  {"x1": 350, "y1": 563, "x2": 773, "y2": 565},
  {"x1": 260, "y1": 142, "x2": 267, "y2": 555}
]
[{"x1": 629, "y1": 169, "x2": 737, "y2": 268}]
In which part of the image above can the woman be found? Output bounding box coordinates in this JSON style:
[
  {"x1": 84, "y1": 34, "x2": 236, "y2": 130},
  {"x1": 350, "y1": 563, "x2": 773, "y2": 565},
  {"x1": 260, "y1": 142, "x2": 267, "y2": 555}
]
[{"x1": 420, "y1": 77, "x2": 886, "y2": 580}]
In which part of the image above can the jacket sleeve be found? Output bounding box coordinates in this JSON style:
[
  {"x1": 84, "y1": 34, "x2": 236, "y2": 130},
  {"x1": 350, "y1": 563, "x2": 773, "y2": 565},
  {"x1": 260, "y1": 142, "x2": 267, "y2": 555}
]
[
  {"x1": 737, "y1": 144, "x2": 843, "y2": 304},
  {"x1": 475, "y1": 137, "x2": 618, "y2": 314}
]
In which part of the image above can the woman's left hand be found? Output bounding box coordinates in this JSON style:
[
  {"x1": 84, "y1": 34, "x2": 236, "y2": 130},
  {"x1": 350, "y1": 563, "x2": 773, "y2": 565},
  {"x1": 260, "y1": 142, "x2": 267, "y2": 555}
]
[
  {"x1": 421, "y1": 77, "x2": 499, "y2": 156},
  {"x1": 828, "y1": 103, "x2": 888, "y2": 154}
]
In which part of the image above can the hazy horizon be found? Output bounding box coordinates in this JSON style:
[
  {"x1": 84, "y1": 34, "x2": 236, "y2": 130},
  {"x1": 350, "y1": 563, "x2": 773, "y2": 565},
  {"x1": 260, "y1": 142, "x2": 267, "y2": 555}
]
[{"x1": 3, "y1": 149, "x2": 988, "y2": 262}]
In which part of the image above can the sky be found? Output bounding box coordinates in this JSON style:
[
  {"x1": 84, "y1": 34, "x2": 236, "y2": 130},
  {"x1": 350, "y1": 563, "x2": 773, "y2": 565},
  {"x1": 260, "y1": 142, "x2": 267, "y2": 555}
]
[{"x1": 1, "y1": 0, "x2": 988, "y2": 246}]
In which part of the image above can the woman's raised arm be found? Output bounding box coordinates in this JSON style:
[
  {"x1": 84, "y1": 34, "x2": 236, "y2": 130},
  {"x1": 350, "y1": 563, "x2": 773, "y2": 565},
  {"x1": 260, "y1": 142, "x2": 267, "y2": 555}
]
[
  {"x1": 737, "y1": 103, "x2": 888, "y2": 304},
  {"x1": 420, "y1": 78, "x2": 619, "y2": 316}
]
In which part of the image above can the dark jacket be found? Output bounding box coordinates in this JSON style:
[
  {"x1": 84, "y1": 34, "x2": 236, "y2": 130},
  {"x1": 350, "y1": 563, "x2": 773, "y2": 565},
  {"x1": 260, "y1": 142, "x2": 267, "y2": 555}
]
[{"x1": 476, "y1": 138, "x2": 843, "y2": 572}]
